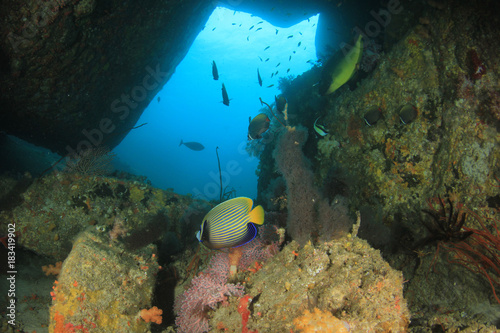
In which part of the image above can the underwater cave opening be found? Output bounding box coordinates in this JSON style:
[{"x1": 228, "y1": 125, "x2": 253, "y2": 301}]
[{"x1": 111, "y1": 6, "x2": 321, "y2": 201}]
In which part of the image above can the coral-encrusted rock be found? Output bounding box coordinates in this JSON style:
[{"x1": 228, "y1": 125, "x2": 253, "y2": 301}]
[
  {"x1": 209, "y1": 236, "x2": 410, "y2": 332},
  {"x1": 48, "y1": 229, "x2": 160, "y2": 332},
  {"x1": 0, "y1": 0, "x2": 214, "y2": 155},
  {"x1": 74, "y1": 0, "x2": 96, "y2": 17},
  {"x1": 7, "y1": 171, "x2": 193, "y2": 260}
]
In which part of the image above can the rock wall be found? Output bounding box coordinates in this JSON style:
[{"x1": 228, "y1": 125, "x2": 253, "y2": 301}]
[
  {"x1": 0, "y1": 0, "x2": 214, "y2": 156},
  {"x1": 257, "y1": 0, "x2": 500, "y2": 247},
  {"x1": 256, "y1": 0, "x2": 500, "y2": 329}
]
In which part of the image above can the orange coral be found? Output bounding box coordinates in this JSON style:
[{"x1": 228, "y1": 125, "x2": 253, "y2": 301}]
[
  {"x1": 140, "y1": 306, "x2": 163, "y2": 324},
  {"x1": 42, "y1": 262, "x2": 63, "y2": 276},
  {"x1": 238, "y1": 295, "x2": 257, "y2": 333},
  {"x1": 53, "y1": 311, "x2": 66, "y2": 333},
  {"x1": 293, "y1": 308, "x2": 349, "y2": 333},
  {"x1": 247, "y1": 261, "x2": 263, "y2": 273}
]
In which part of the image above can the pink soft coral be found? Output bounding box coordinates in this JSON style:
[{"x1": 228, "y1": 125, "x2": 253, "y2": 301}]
[{"x1": 174, "y1": 252, "x2": 244, "y2": 333}]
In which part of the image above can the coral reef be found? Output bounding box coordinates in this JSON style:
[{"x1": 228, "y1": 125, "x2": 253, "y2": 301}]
[
  {"x1": 317, "y1": 134, "x2": 341, "y2": 160},
  {"x1": 256, "y1": 1, "x2": 500, "y2": 330},
  {"x1": 73, "y1": 0, "x2": 95, "y2": 17},
  {"x1": 173, "y1": 252, "x2": 245, "y2": 333},
  {"x1": 293, "y1": 308, "x2": 349, "y2": 333},
  {"x1": 64, "y1": 146, "x2": 116, "y2": 176},
  {"x1": 42, "y1": 262, "x2": 63, "y2": 276},
  {"x1": 258, "y1": 176, "x2": 287, "y2": 211},
  {"x1": 237, "y1": 295, "x2": 256, "y2": 333},
  {"x1": 209, "y1": 235, "x2": 410, "y2": 332},
  {"x1": 359, "y1": 37, "x2": 382, "y2": 73},
  {"x1": 48, "y1": 229, "x2": 160, "y2": 332},
  {"x1": 273, "y1": 126, "x2": 318, "y2": 245},
  {"x1": 173, "y1": 228, "x2": 281, "y2": 333},
  {"x1": 0, "y1": 171, "x2": 195, "y2": 260},
  {"x1": 466, "y1": 49, "x2": 487, "y2": 81},
  {"x1": 273, "y1": 126, "x2": 353, "y2": 245},
  {"x1": 1, "y1": 1, "x2": 499, "y2": 332}
]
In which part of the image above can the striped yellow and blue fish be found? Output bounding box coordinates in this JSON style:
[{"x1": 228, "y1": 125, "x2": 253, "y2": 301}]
[{"x1": 196, "y1": 197, "x2": 265, "y2": 249}]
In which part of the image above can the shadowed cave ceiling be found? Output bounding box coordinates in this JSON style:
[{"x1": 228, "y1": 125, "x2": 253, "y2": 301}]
[{"x1": 0, "y1": 0, "x2": 378, "y2": 157}]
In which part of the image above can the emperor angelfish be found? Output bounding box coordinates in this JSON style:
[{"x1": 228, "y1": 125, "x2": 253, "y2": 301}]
[
  {"x1": 319, "y1": 34, "x2": 363, "y2": 95},
  {"x1": 196, "y1": 197, "x2": 265, "y2": 249}
]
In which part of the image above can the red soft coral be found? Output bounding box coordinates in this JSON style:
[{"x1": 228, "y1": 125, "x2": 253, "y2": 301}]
[{"x1": 238, "y1": 295, "x2": 257, "y2": 333}]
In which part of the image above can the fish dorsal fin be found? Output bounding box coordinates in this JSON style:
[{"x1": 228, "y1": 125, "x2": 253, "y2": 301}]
[
  {"x1": 209, "y1": 197, "x2": 251, "y2": 221},
  {"x1": 248, "y1": 204, "x2": 264, "y2": 225},
  {"x1": 235, "y1": 197, "x2": 253, "y2": 210},
  {"x1": 230, "y1": 197, "x2": 263, "y2": 224}
]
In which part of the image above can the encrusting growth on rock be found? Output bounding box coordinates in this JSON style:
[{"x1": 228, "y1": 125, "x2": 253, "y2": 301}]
[{"x1": 140, "y1": 306, "x2": 163, "y2": 324}]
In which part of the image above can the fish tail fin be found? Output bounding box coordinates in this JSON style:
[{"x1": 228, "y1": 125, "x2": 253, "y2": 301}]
[
  {"x1": 179, "y1": 139, "x2": 183, "y2": 146},
  {"x1": 248, "y1": 205, "x2": 265, "y2": 225}
]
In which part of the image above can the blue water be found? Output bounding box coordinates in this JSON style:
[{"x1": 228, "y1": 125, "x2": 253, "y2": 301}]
[{"x1": 113, "y1": 7, "x2": 318, "y2": 201}]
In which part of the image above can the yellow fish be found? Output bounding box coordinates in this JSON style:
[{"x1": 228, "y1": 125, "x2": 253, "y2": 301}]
[
  {"x1": 196, "y1": 197, "x2": 264, "y2": 249},
  {"x1": 319, "y1": 34, "x2": 363, "y2": 95}
]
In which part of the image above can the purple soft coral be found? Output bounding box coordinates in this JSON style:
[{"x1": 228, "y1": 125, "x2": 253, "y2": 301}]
[
  {"x1": 174, "y1": 252, "x2": 244, "y2": 333},
  {"x1": 175, "y1": 225, "x2": 283, "y2": 332}
]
